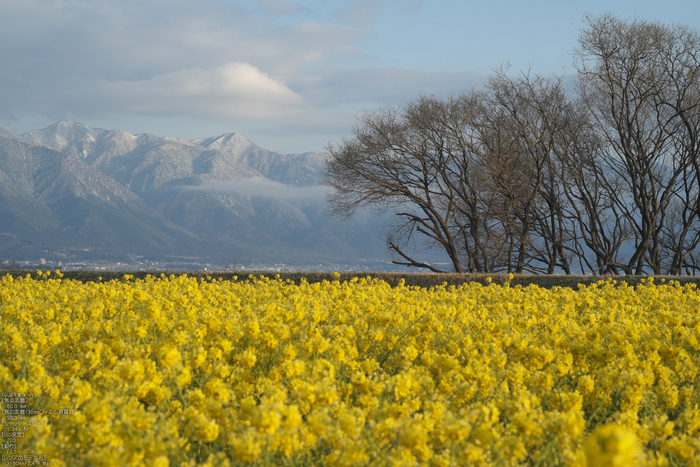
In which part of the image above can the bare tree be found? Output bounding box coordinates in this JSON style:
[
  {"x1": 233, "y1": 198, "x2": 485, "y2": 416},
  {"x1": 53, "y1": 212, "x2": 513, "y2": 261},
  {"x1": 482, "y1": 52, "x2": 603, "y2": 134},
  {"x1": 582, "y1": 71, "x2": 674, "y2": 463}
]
[
  {"x1": 574, "y1": 13, "x2": 700, "y2": 275},
  {"x1": 325, "y1": 14, "x2": 700, "y2": 275},
  {"x1": 660, "y1": 26, "x2": 700, "y2": 274},
  {"x1": 480, "y1": 70, "x2": 584, "y2": 274},
  {"x1": 324, "y1": 101, "x2": 462, "y2": 272},
  {"x1": 220, "y1": 253, "x2": 240, "y2": 271},
  {"x1": 324, "y1": 77, "x2": 587, "y2": 274}
]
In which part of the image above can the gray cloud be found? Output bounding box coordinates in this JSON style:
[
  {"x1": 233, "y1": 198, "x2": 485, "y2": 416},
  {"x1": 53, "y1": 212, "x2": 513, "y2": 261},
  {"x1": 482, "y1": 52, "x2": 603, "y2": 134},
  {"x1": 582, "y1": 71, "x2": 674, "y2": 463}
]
[
  {"x1": 293, "y1": 67, "x2": 485, "y2": 106},
  {"x1": 0, "y1": 0, "x2": 482, "y2": 153},
  {"x1": 0, "y1": 0, "x2": 368, "y2": 121},
  {"x1": 334, "y1": 0, "x2": 425, "y2": 25},
  {"x1": 257, "y1": 0, "x2": 303, "y2": 15},
  {"x1": 335, "y1": 0, "x2": 381, "y2": 26},
  {"x1": 185, "y1": 177, "x2": 329, "y2": 201}
]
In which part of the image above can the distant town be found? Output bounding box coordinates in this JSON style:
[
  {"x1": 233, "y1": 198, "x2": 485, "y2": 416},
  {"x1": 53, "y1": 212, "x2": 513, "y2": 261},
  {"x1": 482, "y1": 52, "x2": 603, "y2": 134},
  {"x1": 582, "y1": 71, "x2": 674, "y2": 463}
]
[{"x1": 0, "y1": 257, "x2": 413, "y2": 273}]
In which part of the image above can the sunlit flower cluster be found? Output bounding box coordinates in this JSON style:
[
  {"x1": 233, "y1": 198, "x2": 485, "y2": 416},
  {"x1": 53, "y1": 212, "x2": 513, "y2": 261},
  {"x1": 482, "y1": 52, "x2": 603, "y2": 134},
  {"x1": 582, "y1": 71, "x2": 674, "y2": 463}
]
[{"x1": 2, "y1": 272, "x2": 700, "y2": 466}]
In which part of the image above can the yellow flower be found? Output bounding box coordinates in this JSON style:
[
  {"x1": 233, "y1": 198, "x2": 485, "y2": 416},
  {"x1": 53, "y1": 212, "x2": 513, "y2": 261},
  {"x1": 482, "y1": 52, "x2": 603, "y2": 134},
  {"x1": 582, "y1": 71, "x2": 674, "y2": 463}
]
[
  {"x1": 176, "y1": 365, "x2": 192, "y2": 389},
  {"x1": 229, "y1": 429, "x2": 262, "y2": 462},
  {"x1": 254, "y1": 402, "x2": 283, "y2": 435},
  {"x1": 240, "y1": 349, "x2": 257, "y2": 368},
  {"x1": 71, "y1": 379, "x2": 92, "y2": 406},
  {"x1": 9, "y1": 271, "x2": 700, "y2": 466},
  {"x1": 648, "y1": 414, "x2": 675, "y2": 439},
  {"x1": 159, "y1": 346, "x2": 182, "y2": 369},
  {"x1": 585, "y1": 424, "x2": 646, "y2": 467},
  {"x1": 394, "y1": 370, "x2": 420, "y2": 399},
  {"x1": 183, "y1": 406, "x2": 220, "y2": 442}
]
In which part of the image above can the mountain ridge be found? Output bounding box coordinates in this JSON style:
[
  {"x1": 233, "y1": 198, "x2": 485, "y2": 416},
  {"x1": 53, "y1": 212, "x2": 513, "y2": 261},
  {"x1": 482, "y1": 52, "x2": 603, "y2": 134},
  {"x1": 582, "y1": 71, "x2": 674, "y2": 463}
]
[{"x1": 0, "y1": 121, "x2": 402, "y2": 271}]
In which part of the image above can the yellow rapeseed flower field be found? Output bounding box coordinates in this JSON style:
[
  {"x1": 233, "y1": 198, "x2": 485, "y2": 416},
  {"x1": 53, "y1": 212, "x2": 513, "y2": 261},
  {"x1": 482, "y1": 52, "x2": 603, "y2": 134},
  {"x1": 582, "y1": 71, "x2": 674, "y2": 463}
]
[{"x1": 2, "y1": 272, "x2": 700, "y2": 466}]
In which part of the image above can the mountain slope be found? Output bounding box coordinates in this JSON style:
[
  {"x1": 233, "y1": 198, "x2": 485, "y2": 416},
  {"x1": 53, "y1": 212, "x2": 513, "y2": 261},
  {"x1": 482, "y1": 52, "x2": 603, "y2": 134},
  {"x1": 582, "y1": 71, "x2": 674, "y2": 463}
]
[
  {"x1": 0, "y1": 124, "x2": 19, "y2": 139},
  {"x1": 0, "y1": 135, "x2": 210, "y2": 261},
  {"x1": 4, "y1": 122, "x2": 398, "y2": 269}
]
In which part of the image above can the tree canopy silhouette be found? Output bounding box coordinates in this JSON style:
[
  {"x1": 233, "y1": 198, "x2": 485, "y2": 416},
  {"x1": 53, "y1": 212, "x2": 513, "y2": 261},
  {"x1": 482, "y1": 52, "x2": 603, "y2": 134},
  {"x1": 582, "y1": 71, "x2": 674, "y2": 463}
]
[{"x1": 325, "y1": 14, "x2": 700, "y2": 275}]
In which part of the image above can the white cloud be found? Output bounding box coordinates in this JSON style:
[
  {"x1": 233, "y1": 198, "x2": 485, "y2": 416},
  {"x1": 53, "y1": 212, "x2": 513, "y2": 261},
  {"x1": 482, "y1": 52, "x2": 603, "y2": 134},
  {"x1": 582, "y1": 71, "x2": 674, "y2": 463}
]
[
  {"x1": 186, "y1": 177, "x2": 329, "y2": 200},
  {"x1": 98, "y1": 62, "x2": 303, "y2": 120}
]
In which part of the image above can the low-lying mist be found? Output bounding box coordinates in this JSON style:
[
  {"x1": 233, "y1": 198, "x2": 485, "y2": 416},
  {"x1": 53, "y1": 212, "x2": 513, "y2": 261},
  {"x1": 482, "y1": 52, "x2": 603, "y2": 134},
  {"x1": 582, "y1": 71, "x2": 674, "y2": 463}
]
[{"x1": 183, "y1": 177, "x2": 329, "y2": 201}]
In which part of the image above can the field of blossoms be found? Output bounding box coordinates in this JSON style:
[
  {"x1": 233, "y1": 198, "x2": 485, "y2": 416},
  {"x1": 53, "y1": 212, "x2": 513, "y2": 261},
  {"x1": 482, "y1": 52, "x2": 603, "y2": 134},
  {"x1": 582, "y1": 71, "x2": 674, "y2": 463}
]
[{"x1": 2, "y1": 272, "x2": 700, "y2": 466}]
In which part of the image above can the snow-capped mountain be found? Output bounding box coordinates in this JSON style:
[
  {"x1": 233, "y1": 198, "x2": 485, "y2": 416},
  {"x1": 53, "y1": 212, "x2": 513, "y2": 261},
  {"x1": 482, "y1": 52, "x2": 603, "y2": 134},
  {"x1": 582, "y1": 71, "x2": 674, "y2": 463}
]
[
  {"x1": 0, "y1": 122, "x2": 392, "y2": 269},
  {"x1": 0, "y1": 124, "x2": 20, "y2": 139}
]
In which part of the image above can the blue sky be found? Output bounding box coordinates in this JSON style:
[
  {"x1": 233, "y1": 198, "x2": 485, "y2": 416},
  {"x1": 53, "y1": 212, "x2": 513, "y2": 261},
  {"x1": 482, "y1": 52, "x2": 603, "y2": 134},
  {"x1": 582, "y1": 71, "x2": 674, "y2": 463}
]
[{"x1": 1, "y1": 0, "x2": 699, "y2": 153}]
